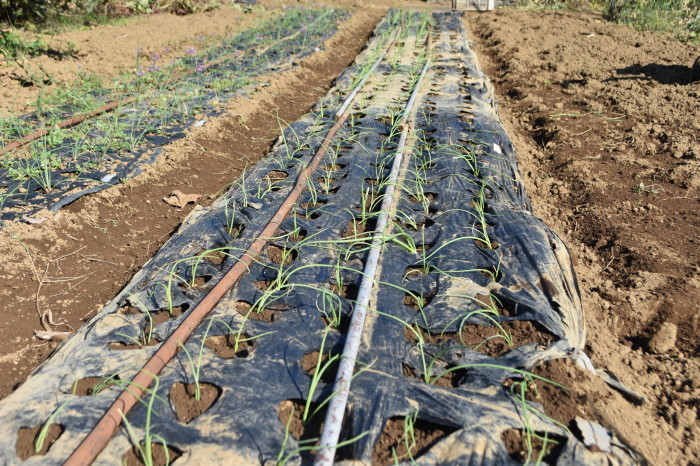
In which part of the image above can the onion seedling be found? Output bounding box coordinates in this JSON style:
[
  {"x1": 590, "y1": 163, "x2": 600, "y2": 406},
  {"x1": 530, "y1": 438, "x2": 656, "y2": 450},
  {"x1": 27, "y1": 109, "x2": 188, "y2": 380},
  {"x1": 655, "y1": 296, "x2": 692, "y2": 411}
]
[
  {"x1": 119, "y1": 376, "x2": 173, "y2": 466},
  {"x1": 34, "y1": 396, "x2": 74, "y2": 454}
]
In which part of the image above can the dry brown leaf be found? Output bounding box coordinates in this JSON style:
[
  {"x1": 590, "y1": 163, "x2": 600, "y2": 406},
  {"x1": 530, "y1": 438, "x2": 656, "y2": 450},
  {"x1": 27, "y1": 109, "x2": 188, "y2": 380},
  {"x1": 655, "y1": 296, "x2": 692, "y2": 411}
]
[{"x1": 163, "y1": 190, "x2": 201, "y2": 209}]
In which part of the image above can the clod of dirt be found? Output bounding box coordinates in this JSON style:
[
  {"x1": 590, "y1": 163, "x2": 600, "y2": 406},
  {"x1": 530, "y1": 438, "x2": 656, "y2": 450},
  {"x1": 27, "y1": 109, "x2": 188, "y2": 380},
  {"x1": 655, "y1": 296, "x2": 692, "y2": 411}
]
[
  {"x1": 372, "y1": 416, "x2": 457, "y2": 465},
  {"x1": 122, "y1": 443, "x2": 182, "y2": 466},
  {"x1": 169, "y1": 382, "x2": 222, "y2": 424},
  {"x1": 16, "y1": 424, "x2": 64, "y2": 460},
  {"x1": 204, "y1": 333, "x2": 254, "y2": 359},
  {"x1": 501, "y1": 428, "x2": 565, "y2": 464},
  {"x1": 647, "y1": 322, "x2": 678, "y2": 354}
]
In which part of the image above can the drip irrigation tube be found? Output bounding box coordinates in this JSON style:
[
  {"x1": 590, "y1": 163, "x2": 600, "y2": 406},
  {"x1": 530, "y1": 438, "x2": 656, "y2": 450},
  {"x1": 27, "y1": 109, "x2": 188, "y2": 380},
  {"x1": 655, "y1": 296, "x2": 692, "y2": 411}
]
[
  {"x1": 0, "y1": 98, "x2": 135, "y2": 156},
  {"x1": 61, "y1": 30, "x2": 397, "y2": 466},
  {"x1": 314, "y1": 57, "x2": 430, "y2": 466},
  {"x1": 0, "y1": 22, "x2": 320, "y2": 157}
]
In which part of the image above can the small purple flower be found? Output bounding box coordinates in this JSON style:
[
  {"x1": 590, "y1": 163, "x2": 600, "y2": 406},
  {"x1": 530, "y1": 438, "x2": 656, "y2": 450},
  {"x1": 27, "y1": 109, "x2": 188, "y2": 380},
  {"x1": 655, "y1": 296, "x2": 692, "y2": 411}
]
[
  {"x1": 255, "y1": 34, "x2": 263, "y2": 40},
  {"x1": 149, "y1": 51, "x2": 160, "y2": 61},
  {"x1": 147, "y1": 63, "x2": 160, "y2": 73},
  {"x1": 162, "y1": 46, "x2": 172, "y2": 53},
  {"x1": 196, "y1": 35, "x2": 205, "y2": 41},
  {"x1": 300, "y1": 27, "x2": 307, "y2": 34},
  {"x1": 195, "y1": 64, "x2": 206, "y2": 73},
  {"x1": 135, "y1": 67, "x2": 146, "y2": 76},
  {"x1": 185, "y1": 46, "x2": 197, "y2": 56}
]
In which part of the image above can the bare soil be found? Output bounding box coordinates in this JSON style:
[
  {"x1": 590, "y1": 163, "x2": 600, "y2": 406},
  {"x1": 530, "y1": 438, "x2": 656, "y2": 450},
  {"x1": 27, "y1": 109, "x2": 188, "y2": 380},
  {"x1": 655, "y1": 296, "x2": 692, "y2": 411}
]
[
  {"x1": 121, "y1": 443, "x2": 181, "y2": 466},
  {"x1": 2, "y1": 2, "x2": 698, "y2": 464},
  {"x1": 468, "y1": 7, "x2": 699, "y2": 464},
  {"x1": 169, "y1": 382, "x2": 221, "y2": 424},
  {"x1": 372, "y1": 416, "x2": 457, "y2": 465},
  {"x1": 0, "y1": 6, "x2": 274, "y2": 117},
  {"x1": 15, "y1": 423, "x2": 64, "y2": 460}
]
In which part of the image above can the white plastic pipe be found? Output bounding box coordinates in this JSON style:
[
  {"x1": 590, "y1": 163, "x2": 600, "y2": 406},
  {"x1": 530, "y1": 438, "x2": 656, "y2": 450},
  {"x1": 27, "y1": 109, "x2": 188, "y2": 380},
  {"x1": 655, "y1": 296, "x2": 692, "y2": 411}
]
[
  {"x1": 314, "y1": 59, "x2": 430, "y2": 466},
  {"x1": 335, "y1": 31, "x2": 399, "y2": 120}
]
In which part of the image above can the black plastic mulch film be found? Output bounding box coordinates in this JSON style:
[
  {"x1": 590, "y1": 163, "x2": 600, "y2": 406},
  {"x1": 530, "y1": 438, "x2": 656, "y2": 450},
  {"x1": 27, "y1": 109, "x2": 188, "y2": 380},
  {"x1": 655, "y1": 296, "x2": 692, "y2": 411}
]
[
  {"x1": 0, "y1": 8, "x2": 347, "y2": 222},
  {"x1": 0, "y1": 11, "x2": 639, "y2": 466}
]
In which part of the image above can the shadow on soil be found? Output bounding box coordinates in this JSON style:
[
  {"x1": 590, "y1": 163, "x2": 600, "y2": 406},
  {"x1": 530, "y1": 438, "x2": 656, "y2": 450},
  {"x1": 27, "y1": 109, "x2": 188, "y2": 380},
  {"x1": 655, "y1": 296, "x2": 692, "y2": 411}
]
[{"x1": 609, "y1": 62, "x2": 700, "y2": 85}]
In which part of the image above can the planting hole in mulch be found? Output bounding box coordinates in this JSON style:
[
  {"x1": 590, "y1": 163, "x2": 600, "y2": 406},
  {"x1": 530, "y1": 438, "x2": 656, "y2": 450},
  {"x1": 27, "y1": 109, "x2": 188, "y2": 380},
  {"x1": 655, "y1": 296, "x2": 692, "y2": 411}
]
[
  {"x1": 277, "y1": 228, "x2": 307, "y2": 242},
  {"x1": 316, "y1": 177, "x2": 341, "y2": 192},
  {"x1": 267, "y1": 244, "x2": 298, "y2": 265},
  {"x1": 396, "y1": 216, "x2": 435, "y2": 232},
  {"x1": 148, "y1": 305, "x2": 189, "y2": 327},
  {"x1": 501, "y1": 428, "x2": 565, "y2": 465},
  {"x1": 108, "y1": 338, "x2": 161, "y2": 351},
  {"x1": 320, "y1": 314, "x2": 351, "y2": 333},
  {"x1": 197, "y1": 248, "x2": 230, "y2": 266},
  {"x1": 277, "y1": 399, "x2": 353, "y2": 461},
  {"x1": 478, "y1": 266, "x2": 503, "y2": 283},
  {"x1": 204, "y1": 333, "x2": 255, "y2": 359},
  {"x1": 295, "y1": 208, "x2": 323, "y2": 220},
  {"x1": 404, "y1": 265, "x2": 431, "y2": 278},
  {"x1": 403, "y1": 290, "x2": 436, "y2": 311},
  {"x1": 227, "y1": 223, "x2": 245, "y2": 240},
  {"x1": 474, "y1": 238, "x2": 500, "y2": 250},
  {"x1": 342, "y1": 217, "x2": 377, "y2": 246},
  {"x1": 299, "y1": 200, "x2": 328, "y2": 210},
  {"x1": 402, "y1": 318, "x2": 555, "y2": 359},
  {"x1": 353, "y1": 192, "x2": 383, "y2": 214},
  {"x1": 408, "y1": 192, "x2": 437, "y2": 205},
  {"x1": 122, "y1": 443, "x2": 182, "y2": 466},
  {"x1": 178, "y1": 275, "x2": 213, "y2": 291},
  {"x1": 318, "y1": 163, "x2": 345, "y2": 172},
  {"x1": 372, "y1": 416, "x2": 458, "y2": 465},
  {"x1": 263, "y1": 170, "x2": 289, "y2": 183},
  {"x1": 301, "y1": 351, "x2": 339, "y2": 384},
  {"x1": 120, "y1": 304, "x2": 188, "y2": 335},
  {"x1": 329, "y1": 282, "x2": 359, "y2": 301},
  {"x1": 235, "y1": 300, "x2": 285, "y2": 323},
  {"x1": 169, "y1": 382, "x2": 222, "y2": 424},
  {"x1": 119, "y1": 304, "x2": 189, "y2": 318},
  {"x1": 71, "y1": 375, "x2": 121, "y2": 396},
  {"x1": 401, "y1": 361, "x2": 467, "y2": 388},
  {"x1": 278, "y1": 399, "x2": 324, "y2": 443},
  {"x1": 16, "y1": 424, "x2": 64, "y2": 460}
]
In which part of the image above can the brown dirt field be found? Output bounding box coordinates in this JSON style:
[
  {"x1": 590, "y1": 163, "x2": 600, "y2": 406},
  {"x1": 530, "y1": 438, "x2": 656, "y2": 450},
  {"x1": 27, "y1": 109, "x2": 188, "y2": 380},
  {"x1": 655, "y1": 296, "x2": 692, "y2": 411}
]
[
  {"x1": 467, "y1": 7, "x2": 699, "y2": 464},
  {"x1": 0, "y1": 5, "x2": 273, "y2": 117},
  {"x1": 2, "y1": 2, "x2": 698, "y2": 464}
]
